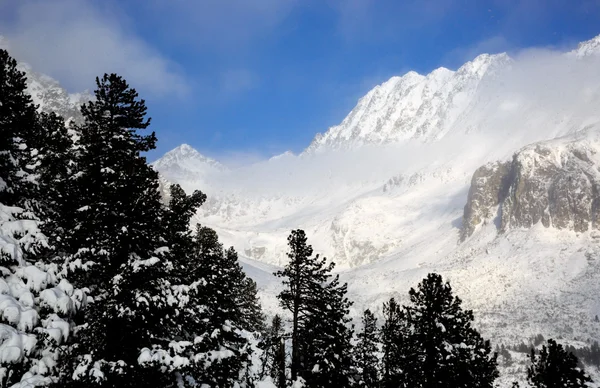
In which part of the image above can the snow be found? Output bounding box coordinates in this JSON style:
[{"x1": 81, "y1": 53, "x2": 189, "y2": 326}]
[
  {"x1": 0, "y1": 175, "x2": 84, "y2": 386},
  {"x1": 150, "y1": 34, "x2": 600, "y2": 386}
]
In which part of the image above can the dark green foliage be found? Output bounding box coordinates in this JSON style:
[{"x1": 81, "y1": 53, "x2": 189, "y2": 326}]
[
  {"x1": 527, "y1": 339, "x2": 592, "y2": 388},
  {"x1": 260, "y1": 315, "x2": 287, "y2": 388},
  {"x1": 0, "y1": 48, "x2": 82, "y2": 387},
  {"x1": 380, "y1": 298, "x2": 411, "y2": 388},
  {"x1": 404, "y1": 273, "x2": 498, "y2": 388},
  {"x1": 30, "y1": 111, "x2": 76, "y2": 256},
  {"x1": 275, "y1": 229, "x2": 354, "y2": 388},
  {"x1": 168, "y1": 222, "x2": 264, "y2": 387},
  {"x1": 53, "y1": 73, "x2": 172, "y2": 387},
  {"x1": 0, "y1": 48, "x2": 39, "y2": 383},
  {"x1": 0, "y1": 49, "x2": 38, "y2": 208},
  {"x1": 380, "y1": 274, "x2": 498, "y2": 388},
  {"x1": 353, "y1": 309, "x2": 379, "y2": 388},
  {"x1": 564, "y1": 341, "x2": 600, "y2": 368},
  {"x1": 303, "y1": 273, "x2": 354, "y2": 388}
]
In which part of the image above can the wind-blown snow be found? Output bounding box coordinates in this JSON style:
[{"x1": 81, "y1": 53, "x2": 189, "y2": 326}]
[{"x1": 155, "y1": 35, "x2": 600, "y2": 269}]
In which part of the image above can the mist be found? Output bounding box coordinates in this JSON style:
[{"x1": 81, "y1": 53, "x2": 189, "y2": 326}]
[{"x1": 189, "y1": 45, "x2": 600, "y2": 202}]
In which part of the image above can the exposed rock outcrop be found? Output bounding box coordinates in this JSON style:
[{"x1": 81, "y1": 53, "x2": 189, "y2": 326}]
[
  {"x1": 460, "y1": 162, "x2": 511, "y2": 240},
  {"x1": 462, "y1": 130, "x2": 600, "y2": 240}
]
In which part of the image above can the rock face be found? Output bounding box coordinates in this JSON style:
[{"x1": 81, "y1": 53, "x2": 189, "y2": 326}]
[
  {"x1": 461, "y1": 162, "x2": 511, "y2": 240},
  {"x1": 20, "y1": 63, "x2": 92, "y2": 124},
  {"x1": 462, "y1": 130, "x2": 600, "y2": 239}
]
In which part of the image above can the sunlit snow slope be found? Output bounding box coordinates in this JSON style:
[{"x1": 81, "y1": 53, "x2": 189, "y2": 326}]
[{"x1": 153, "y1": 38, "x2": 600, "y2": 379}]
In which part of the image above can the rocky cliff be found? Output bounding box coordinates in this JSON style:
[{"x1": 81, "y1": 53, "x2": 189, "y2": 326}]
[{"x1": 462, "y1": 129, "x2": 600, "y2": 240}]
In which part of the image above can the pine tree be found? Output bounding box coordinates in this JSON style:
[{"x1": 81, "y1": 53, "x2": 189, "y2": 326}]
[
  {"x1": 27, "y1": 111, "x2": 76, "y2": 256},
  {"x1": 0, "y1": 48, "x2": 83, "y2": 387},
  {"x1": 380, "y1": 298, "x2": 412, "y2": 388},
  {"x1": 160, "y1": 220, "x2": 264, "y2": 387},
  {"x1": 53, "y1": 74, "x2": 172, "y2": 387},
  {"x1": 527, "y1": 339, "x2": 592, "y2": 388},
  {"x1": 353, "y1": 309, "x2": 379, "y2": 388},
  {"x1": 275, "y1": 229, "x2": 354, "y2": 388},
  {"x1": 260, "y1": 315, "x2": 287, "y2": 388},
  {"x1": 303, "y1": 273, "x2": 354, "y2": 388},
  {"x1": 402, "y1": 273, "x2": 499, "y2": 388}
]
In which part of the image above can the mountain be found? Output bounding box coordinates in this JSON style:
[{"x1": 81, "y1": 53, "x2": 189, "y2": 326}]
[
  {"x1": 569, "y1": 34, "x2": 600, "y2": 58},
  {"x1": 10, "y1": 32, "x2": 600, "y2": 386},
  {"x1": 20, "y1": 62, "x2": 93, "y2": 124},
  {"x1": 462, "y1": 129, "x2": 600, "y2": 240},
  {"x1": 153, "y1": 33, "x2": 600, "y2": 269},
  {"x1": 305, "y1": 53, "x2": 511, "y2": 153},
  {"x1": 1, "y1": 35, "x2": 92, "y2": 124},
  {"x1": 152, "y1": 144, "x2": 225, "y2": 189}
]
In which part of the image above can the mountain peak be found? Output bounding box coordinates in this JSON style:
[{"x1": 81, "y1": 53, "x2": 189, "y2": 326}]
[
  {"x1": 569, "y1": 34, "x2": 600, "y2": 58},
  {"x1": 171, "y1": 143, "x2": 197, "y2": 155},
  {"x1": 304, "y1": 51, "x2": 515, "y2": 153},
  {"x1": 152, "y1": 143, "x2": 226, "y2": 182}
]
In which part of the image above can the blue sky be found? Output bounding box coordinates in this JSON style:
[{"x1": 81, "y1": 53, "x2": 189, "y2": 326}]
[{"x1": 1, "y1": 0, "x2": 599, "y2": 163}]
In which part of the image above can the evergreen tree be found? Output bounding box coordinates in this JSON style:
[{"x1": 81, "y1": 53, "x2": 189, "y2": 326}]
[
  {"x1": 402, "y1": 273, "x2": 499, "y2": 388},
  {"x1": 527, "y1": 339, "x2": 592, "y2": 388},
  {"x1": 0, "y1": 49, "x2": 38, "y2": 209},
  {"x1": 353, "y1": 309, "x2": 379, "y2": 388},
  {"x1": 260, "y1": 315, "x2": 287, "y2": 388},
  {"x1": 303, "y1": 272, "x2": 354, "y2": 388},
  {"x1": 380, "y1": 298, "x2": 412, "y2": 388},
  {"x1": 0, "y1": 48, "x2": 83, "y2": 387},
  {"x1": 161, "y1": 220, "x2": 264, "y2": 387},
  {"x1": 275, "y1": 229, "x2": 354, "y2": 388},
  {"x1": 53, "y1": 74, "x2": 172, "y2": 387},
  {"x1": 27, "y1": 111, "x2": 76, "y2": 256}
]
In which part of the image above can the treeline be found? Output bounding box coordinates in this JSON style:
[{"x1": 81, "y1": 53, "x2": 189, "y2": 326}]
[
  {"x1": 0, "y1": 48, "x2": 596, "y2": 388},
  {"x1": 505, "y1": 335, "x2": 600, "y2": 368}
]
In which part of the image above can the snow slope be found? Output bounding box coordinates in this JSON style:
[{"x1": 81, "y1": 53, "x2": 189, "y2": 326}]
[
  {"x1": 151, "y1": 38, "x2": 600, "y2": 382},
  {"x1": 155, "y1": 34, "x2": 600, "y2": 269}
]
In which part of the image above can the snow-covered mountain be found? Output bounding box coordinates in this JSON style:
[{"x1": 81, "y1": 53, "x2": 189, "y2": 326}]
[
  {"x1": 152, "y1": 144, "x2": 225, "y2": 191},
  {"x1": 154, "y1": 33, "x2": 600, "y2": 269},
  {"x1": 20, "y1": 63, "x2": 92, "y2": 124},
  {"x1": 306, "y1": 53, "x2": 511, "y2": 152},
  {"x1": 12, "y1": 32, "x2": 600, "y2": 385},
  {"x1": 150, "y1": 36, "x2": 600, "y2": 379},
  {"x1": 1, "y1": 35, "x2": 93, "y2": 124}
]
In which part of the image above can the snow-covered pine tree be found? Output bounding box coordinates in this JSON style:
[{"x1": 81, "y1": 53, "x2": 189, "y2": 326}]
[
  {"x1": 403, "y1": 273, "x2": 498, "y2": 388},
  {"x1": 29, "y1": 111, "x2": 76, "y2": 259},
  {"x1": 275, "y1": 229, "x2": 354, "y2": 388},
  {"x1": 259, "y1": 315, "x2": 286, "y2": 388},
  {"x1": 380, "y1": 298, "x2": 411, "y2": 388},
  {"x1": 303, "y1": 272, "x2": 354, "y2": 388},
  {"x1": 0, "y1": 49, "x2": 37, "y2": 208},
  {"x1": 353, "y1": 309, "x2": 379, "y2": 388},
  {"x1": 527, "y1": 339, "x2": 592, "y2": 388},
  {"x1": 148, "y1": 206, "x2": 264, "y2": 388},
  {"x1": 0, "y1": 48, "x2": 83, "y2": 387},
  {"x1": 52, "y1": 74, "x2": 173, "y2": 387}
]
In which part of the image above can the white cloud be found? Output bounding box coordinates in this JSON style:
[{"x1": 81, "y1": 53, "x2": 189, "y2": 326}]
[
  {"x1": 196, "y1": 45, "x2": 600, "y2": 200},
  {"x1": 0, "y1": 0, "x2": 188, "y2": 98}
]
